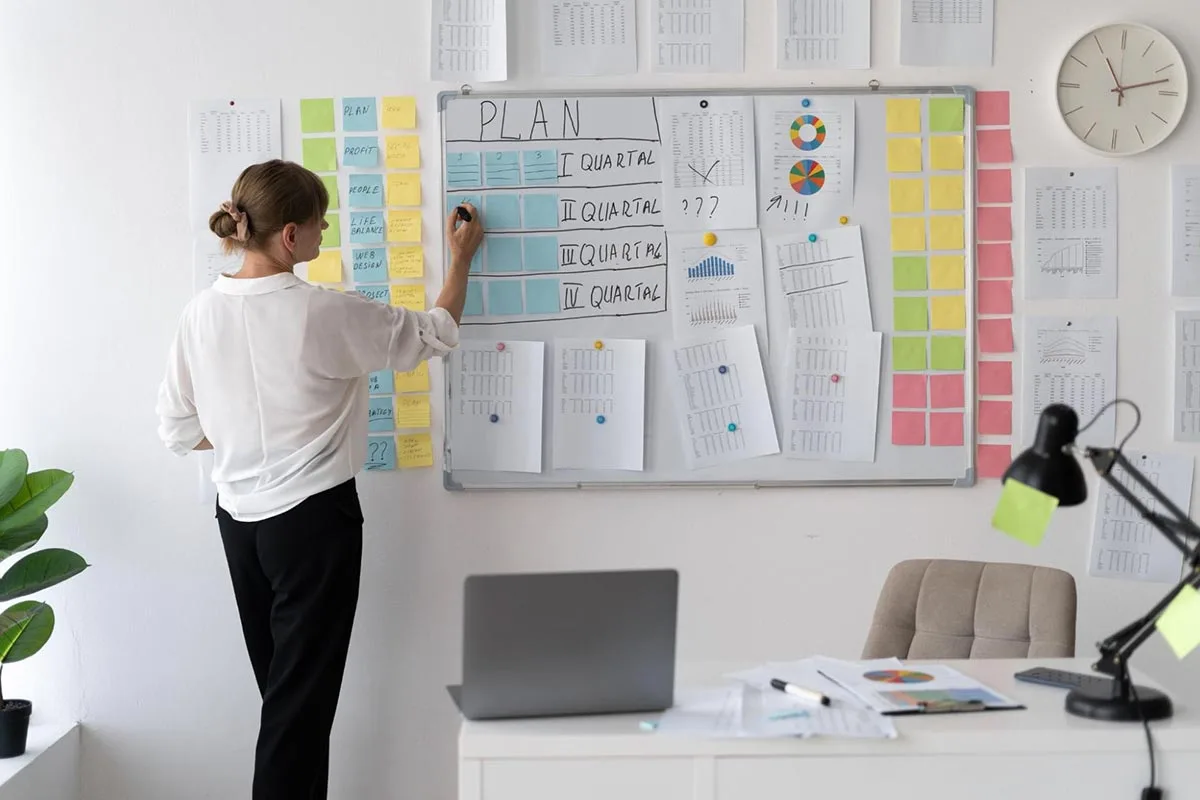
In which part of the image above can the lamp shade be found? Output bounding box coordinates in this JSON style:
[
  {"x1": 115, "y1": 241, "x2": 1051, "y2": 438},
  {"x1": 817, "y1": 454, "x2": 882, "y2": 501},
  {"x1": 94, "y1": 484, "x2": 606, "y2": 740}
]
[{"x1": 1002, "y1": 404, "x2": 1088, "y2": 506}]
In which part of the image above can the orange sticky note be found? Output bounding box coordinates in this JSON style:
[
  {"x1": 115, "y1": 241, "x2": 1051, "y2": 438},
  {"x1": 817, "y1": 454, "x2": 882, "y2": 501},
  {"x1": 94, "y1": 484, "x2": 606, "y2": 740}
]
[
  {"x1": 893, "y1": 374, "x2": 927, "y2": 409},
  {"x1": 978, "y1": 169, "x2": 1013, "y2": 203},
  {"x1": 394, "y1": 395, "x2": 431, "y2": 429},
  {"x1": 978, "y1": 444, "x2": 1013, "y2": 479},
  {"x1": 930, "y1": 412, "x2": 964, "y2": 446},
  {"x1": 979, "y1": 400, "x2": 1013, "y2": 435},
  {"x1": 977, "y1": 129, "x2": 1013, "y2": 164},
  {"x1": 978, "y1": 243, "x2": 1013, "y2": 277},
  {"x1": 397, "y1": 433, "x2": 434, "y2": 468},
  {"x1": 892, "y1": 411, "x2": 926, "y2": 446},
  {"x1": 930, "y1": 374, "x2": 965, "y2": 409},
  {"x1": 979, "y1": 319, "x2": 1014, "y2": 353},
  {"x1": 390, "y1": 284, "x2": 426, "y2": 309},
  {"x1": 387, "y1": 210, "x2": 422, "y2": 243},
  {"x1": 978, "y1": 280, "x2": 1013, "y2": 314},
  {"x1": 979, "y1": 361, "x2": 1013, "y2": 396},
  {"x1": 976, "y1": 91, "x2": 1010, "y2": 126},
  {"x1": 387, "y1": 173, "x2": 421, "y2": 207},
  {"x1": 388, "y1": 245, "x2": 424, "y2": 279},
  {"x1": 977, "y1": 207, "x2": 1012, "y2": 242},
  {"x1": 395, "y1": 362, "x2": 430, "y2": 393},
  {"x1": 306, "y1": 249, "x2": 343, "y2": 283},
  {"x1": 385, "y1": 135, "x2": 420, "y2": 169},
  {"x1": 382, "y1": 96, "x2": 417, "y2": 130}
]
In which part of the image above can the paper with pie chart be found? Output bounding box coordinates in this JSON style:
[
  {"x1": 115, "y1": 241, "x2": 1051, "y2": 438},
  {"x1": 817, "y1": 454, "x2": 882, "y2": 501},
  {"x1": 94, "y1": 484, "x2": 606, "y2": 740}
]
[
  {"x1": 755, "y1": 95, "x2": 855, "y2": 229},
  {"x1": 666, "y1": 229, "x2": 768, "y2": 351},
  {"x1": 812, "y1": 658, "x2": 1022, "y2": 714}
]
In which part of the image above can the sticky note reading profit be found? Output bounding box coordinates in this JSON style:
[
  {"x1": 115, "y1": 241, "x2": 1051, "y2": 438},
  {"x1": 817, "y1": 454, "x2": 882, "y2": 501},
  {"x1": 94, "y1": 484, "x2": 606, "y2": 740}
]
[
  {"x1": 1156, "y1": 585, "x2": 1200, "y2": 659},
  {"x1": 992, "y1": 479, "x2": 1058, "y2": 546},
  {"x1": 388, "y1": 246, "x2": 423, "y2": 279},
  {"x1": 386, "y1": 136, "x2": 420, "y2": 169},
  {"x1": 397, "y1": 433, "x2": 434, "y2": 468},
  {"x1": 306, "y1": 250, "x2": 342, "y2": 283},
  {"x1": 382, "y1": 96, "x2": 417, "y2": 129}
]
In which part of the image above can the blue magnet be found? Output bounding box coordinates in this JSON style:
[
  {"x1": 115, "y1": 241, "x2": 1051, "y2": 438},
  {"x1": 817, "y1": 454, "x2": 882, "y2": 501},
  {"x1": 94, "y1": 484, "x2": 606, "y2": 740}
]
[
  {"x1": 801, "y1": 98, "x2": 812, "y2": 108},
  {"x1": 489, "y1": 413, "x2": 499, "y2": 423},
  {"x1": 808, "y1": 233, "x2": 818, "y2": 242},
  {"x1": 727, "y1": 422, "x2": 737, "y2": 432},
  {"x1": 596, "y1": 415, "x2": 606, "y2": 424},
  {"x1": 718, "y1": 365, "x2": 728, "y2": 374}
]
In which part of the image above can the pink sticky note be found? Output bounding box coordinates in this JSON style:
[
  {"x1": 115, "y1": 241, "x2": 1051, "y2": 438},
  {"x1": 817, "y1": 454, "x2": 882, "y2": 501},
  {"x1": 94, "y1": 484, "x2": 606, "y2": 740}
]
[
  {"x1": 978, "y1": 361, "x2": 1013, "y2": 396},
  {"x1": 977, "y1": 206, "x2": 1012, "y2": 242},
  {"x1": 977, "y1": 129, "x2": 1013, "y2": 164},
  {"x1": 930, "y1": 374, "x2": 965, "y2": 409},
  {"x1": 979, "y1": 400, "x2": 1013, "y2": 435},
  {"x1": 978, "y1": 444, "x2": 1012, "y2": 479},
  {"x1": 976, "y1": 91, "x2": 1010, "y2": 126},
  {"x1": 977, "y1": 169, "x2": 1012, "y2": 203},
  {"x1": 930, "y1": 412, "x2": 965, "y2": 446},
  {"x1": 892, "y1": 411, "x2": 926, "y2": 446},
  {"x1": 979, "y1": 318, "x2": 1014, "y2": 353},
  {"x1": 978, "y1": 243, "x2": 1013, "y2": 277},
  {"x1": 893, "y1": 374, "x2": 927, "y2": 409},
  {"x1": 978, "y1": 280, "x2": 1013, "y2": 314}
]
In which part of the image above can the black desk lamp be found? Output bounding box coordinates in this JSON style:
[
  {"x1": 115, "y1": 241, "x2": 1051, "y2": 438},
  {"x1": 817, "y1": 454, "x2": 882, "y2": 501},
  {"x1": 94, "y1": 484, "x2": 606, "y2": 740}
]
[{"x1": 1005, "y1": 401, "x2": 1200, "y2": 723}]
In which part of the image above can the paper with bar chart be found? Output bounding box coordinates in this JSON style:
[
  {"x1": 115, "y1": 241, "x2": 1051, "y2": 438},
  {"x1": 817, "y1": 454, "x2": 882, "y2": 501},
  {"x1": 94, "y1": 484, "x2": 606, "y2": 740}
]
[
  {"x1": 667, "y1": 229, "x2": 768, "y2": 347},
  {"x1": 1022, "y1": 316, "x2": 1117, "y2": 450},
  {"x1": 659, "y1": 96, "x2": 758, "y2": 230},
  {"x1": 1024, "y1": 167, "x2": 1118, "y2": 299},
  {"x1": 784, "y1": 330, "x2": 882, "y2": 462},
  {"x1": 449, "y1": 341, "x2": 545, "y2": 473},
  {"x1": 552, "y1": 339, "x2": 647, "y2": 471},
  {"x1": 669, "y1": 325, "x2": 779, "y2": 469},
  {"x1": 767, "y1": 225, "x2": 872, "y2": 332}
]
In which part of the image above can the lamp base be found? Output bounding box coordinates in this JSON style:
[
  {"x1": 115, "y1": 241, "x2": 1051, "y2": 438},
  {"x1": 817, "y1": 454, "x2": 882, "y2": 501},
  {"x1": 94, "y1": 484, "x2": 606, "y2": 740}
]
[{"x1": 1065, "y1": 683, "x2": 1173, "y2": 722}]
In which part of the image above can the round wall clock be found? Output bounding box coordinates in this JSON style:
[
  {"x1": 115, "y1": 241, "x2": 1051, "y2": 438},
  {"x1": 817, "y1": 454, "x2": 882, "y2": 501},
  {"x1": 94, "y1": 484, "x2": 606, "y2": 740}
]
[{"x1": 1055, "y1": 23, "x2": 1189, "y2": 156}]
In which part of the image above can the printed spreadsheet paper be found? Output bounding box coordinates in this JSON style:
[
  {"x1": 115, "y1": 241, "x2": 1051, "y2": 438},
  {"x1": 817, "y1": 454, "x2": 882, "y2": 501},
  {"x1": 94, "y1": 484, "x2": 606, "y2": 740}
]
[
  {"x1": 449, "y1": 341, "x2": 545, "y2": 473},
  {"x1": 552, "y1": 339, "x2": 647, "y2": 471}
]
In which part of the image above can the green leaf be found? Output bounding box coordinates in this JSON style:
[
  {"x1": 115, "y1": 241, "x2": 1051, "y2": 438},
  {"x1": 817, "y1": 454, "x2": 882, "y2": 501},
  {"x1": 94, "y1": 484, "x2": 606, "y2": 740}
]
[
  {"x1": 0, "y1": 549, "x2": 88, "y2": 603},
  {"x1": 0, "y1": 470, "x2": 73, "y2": 533},
  {"x1": 0, "y1": 516, "x2": 47, "y2": 561},
  {"x1": 0, "y1": 451, "x2": 28, "y2": 509},
  {"x1": 0, "y1": 601, "x2": 54, "y2": 664}
]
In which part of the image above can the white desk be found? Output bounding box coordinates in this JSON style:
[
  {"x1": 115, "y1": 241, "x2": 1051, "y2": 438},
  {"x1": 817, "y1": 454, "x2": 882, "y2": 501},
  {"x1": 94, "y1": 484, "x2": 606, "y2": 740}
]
[{"x1": 458, "y1": 658, "x2": 1200, "y2": 800}]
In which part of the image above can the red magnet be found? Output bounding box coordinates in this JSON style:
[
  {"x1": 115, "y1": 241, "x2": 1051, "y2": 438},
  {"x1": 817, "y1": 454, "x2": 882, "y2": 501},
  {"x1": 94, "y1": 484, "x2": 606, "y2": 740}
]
[
  {"x1": 496, "y1": 342, "x2": 506, "y2": 351},
  {"x1": 831, "y1": 374, "x2": 841, "y2": 383}
]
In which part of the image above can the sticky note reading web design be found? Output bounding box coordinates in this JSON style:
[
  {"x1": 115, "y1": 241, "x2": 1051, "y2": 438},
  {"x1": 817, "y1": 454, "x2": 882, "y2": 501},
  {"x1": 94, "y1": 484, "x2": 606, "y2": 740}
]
[
  {"x1": 395, "y1": 362, "x2": 430, "y2": 393},
  {"x1": 992, "y1": 479, "x2": 1058, "y2": 546},
  {"x1": 1157, "y1": 585, "x2": 1200, "y2": 659},
  {"x1": 394, "y1": 395, "x2": 431, "y2": 429},
  {"x1": 397, "y1": 433, "x2": 434, "y2": 468},
  {"x1": 352, "y1": 247, "x2": 388, "y2": 283}
]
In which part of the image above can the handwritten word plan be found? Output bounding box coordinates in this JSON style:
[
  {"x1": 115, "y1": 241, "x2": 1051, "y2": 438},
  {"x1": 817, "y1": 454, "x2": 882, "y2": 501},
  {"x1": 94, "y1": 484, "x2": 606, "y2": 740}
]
[
  {"x1": 784, "y1": 331, "x2": 882, "y2": 462},
  {"x1": 768, "y1": 226, "x2": 872, "y2": 332},
  {"x1": 450, "y1": 341, "x2": 545, "y2": 473},
  {"x1": 651, "y1": 0, "x2": 744, "y2": 73},
  {"x1": 667, "y1": 229, "x2": 768, "y2": 345},
  {"x1": 552, "y1": 339, "x2": 646, "y2": 470},
  {"x1": 539, "y1": 0, "x2": 637, "y2": 76},
  {"x1": 669, "y1": 325, "x2": 779, "y2": 469}
]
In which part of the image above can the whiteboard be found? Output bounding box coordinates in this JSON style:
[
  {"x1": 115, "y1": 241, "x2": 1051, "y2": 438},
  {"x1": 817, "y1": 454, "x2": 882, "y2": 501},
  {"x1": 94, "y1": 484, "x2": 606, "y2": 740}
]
[{"x1": 439, "y1": 86, "x2": 977, "y2": 490}]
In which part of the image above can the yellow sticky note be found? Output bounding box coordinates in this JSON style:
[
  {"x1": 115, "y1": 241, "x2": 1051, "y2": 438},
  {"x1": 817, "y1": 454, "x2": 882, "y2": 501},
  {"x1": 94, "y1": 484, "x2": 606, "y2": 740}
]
[
  {"x1": 386, "y1": 135, "x2": 420, "y2": 169},
  {"x1": 395, "y1": 395, "x2": 432, "y2": 429},
  {"x1": 930, "y1": 135, "x2": 965, "y2": 171},
  {"x1": 388, "y1": 246, "x2": 424, "y2": 280},
  {"x1": 992, "y1": 479, "x2": 1058, "y2": 546},
  {"x1": 931, "y1": 295, "x2": 966, "y2": 330},
  {"x1": 929, "y1": 175, "x2": 964, "y2": 210},
  {"x1": 395, "y1": 362, "x2": 430, "y2": 393},
  {"x1": 891, "y1": 217, "x2": 926, "y2": 252},
  {"x1": 382, "y1": 96, "x2": 417, "y2": 130},
  {"x1": 886, "y1": 99, "x2": 922, "y2": 133},
  {"x1": 397, "y1": 433, "x2": 434, "y2": 468},
  {"x1": 387, "y1": 173, "x2": 421, "y2": 207},
  {"x1": 887, "y1": 138, "x2": 923, "y2": 173},
  {"x1": 1157, "y1": 585, "x2": 1200, "y2": 659},
  {"x1": 930, "y1": 255, "x2": 965, "y2": 290},
  {"x1": 930, "y1": 215, "x2": 965, "y2": 250},
  {"x1": 306, "y1": 250, "x2": 342, "y2": 283},
  {"x1": 889, "y1": 179, "x2": 925, "y2": 213},
  {"x1": 390, "y1": 283, "x2": 426, "y2": 309},
  {"x1": 387, "y1": 210, "x2": 422, "y2": 243}
]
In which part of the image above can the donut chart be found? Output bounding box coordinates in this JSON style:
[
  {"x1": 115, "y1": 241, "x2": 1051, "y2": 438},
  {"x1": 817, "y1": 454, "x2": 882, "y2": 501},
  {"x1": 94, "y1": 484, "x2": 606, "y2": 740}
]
[
  {"x1": 862, "y1": 669, "x2": 935, "y2": 684},
  {"x1": 789, "y1": 160, "x2": 826, "y2": 196},
  {"x1": 790, "y1": 115, "x2": 826, "y2": 151}
]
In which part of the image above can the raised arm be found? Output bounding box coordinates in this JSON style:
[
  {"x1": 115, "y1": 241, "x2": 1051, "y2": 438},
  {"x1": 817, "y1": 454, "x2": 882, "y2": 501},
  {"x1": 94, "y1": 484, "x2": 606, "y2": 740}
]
[{"x1": 434, "y1": 202, "x2": 483, "y2": 323}]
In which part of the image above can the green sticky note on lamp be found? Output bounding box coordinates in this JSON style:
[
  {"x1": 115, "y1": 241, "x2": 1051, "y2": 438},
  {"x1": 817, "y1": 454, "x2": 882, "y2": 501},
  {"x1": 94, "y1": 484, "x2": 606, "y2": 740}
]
[
  {"x1": 991, "y1": 479, "x2": 1058, "y2": 545},
  {"x1": 1157, "y1": 585, "x2": 1200, "y2": 659}
]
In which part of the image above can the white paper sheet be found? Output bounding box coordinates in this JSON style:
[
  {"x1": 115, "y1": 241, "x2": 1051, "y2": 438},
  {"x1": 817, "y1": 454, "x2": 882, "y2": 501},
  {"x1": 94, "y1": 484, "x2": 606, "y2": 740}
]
[
  {"x1": 1024, "y1": 167, "x2": 1118, "y2": 299},
  {"x1": 1171, "y1": 165, "x2": 1200, "y2": 297},
  {"x1": 659, "y1": 96, "x2": 758, "y2": 230},
  {"x1": 755, "y1": 96, "x2": 855, "y2": 229},
  {"x1": 1022, "y1": 316, "x2": 1118, "y2": 449},
  {"x1": 899, "y1": 0, "x2": 995, "y2": 67},
  {"x1": 652, "y1": 686, "x2": 745, "y2": 737},
  {"x1": 777, "y1": 0, "x2": 871, "y2": 69},
  {"x1": 192, "y1": 237, "x2": 243, "y2": 294},
  {"x1": 450, "y1": 340, "x2": 545, "y2": 473},
  {"x1": 539, "y1": 0, "x2": 637, "y2": 76},
  {"x1": 783, "y1": 330, "x2": 881, "y2": 462},
  {"x1": 652, "y1": 0, "x2": 744, "y2": 73},
  {"x1": 667, "y1": 230, "x2": 768, "y2": 350},
  {"x1": 669, "y1": 325, "x2": 779, "y2": 469},
  {"x1": 813, "y1": 657, "x2": 1022, "y2": 714},
  {"x1": 1089, "y1": 450, "x2": 1192, "y2": 584},
  {"x1": 551, "y1": 339, "x2": 646, "y2": 471},
  {"x1": 431, "y1": 0, "x2": 508, "y2": 82},
  {"x1": 1175, "y1": 311, "x2": 1200, "y2": 442},
  {"x1": 767, "y1": 226, "x2": 873, "y2": 332}
]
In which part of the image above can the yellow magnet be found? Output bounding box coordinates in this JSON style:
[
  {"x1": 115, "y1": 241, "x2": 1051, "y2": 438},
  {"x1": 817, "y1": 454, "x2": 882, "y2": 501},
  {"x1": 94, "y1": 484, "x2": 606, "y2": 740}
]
[
  {"x1": 703, "y1": 232, "x2": 717, "y2": 246},
  {"x1": 839, "y1": 216, "x2": 849, "y2": 225},
  {"x1": 594, "y1": 340, "x2": 604, "y2": 350}
]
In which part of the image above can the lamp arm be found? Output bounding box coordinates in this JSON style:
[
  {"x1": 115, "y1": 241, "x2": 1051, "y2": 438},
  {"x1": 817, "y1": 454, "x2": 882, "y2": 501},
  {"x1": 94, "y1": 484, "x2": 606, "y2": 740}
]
[{"x1": 1093, "y1": 570, "x2": 1200, "y2": 677}]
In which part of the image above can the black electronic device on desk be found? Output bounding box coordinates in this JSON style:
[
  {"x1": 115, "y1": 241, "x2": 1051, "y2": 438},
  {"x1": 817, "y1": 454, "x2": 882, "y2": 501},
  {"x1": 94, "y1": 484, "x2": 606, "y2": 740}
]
[{"x1": 1014, "y1": 666, "x2": 1115, "y2": 695}]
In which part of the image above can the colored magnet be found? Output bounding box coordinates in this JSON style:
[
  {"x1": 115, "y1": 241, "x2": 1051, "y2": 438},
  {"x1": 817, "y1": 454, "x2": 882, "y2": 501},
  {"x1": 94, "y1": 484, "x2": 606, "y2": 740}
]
[
  {"x1": 839, "y1": 216, "x2": 849, "y2": 225},
  {"x1": 718, "y1": 365, "x2": 728, "y2": 374},
  {"x1": 489, "y1": 413, "x2": 499, "y2": 423},
  {"x1": 703, "y1": 232, "x2": 717, "y2": 246},
  {"x1": 801, "y1": 98, "x2": 812, "y2": 108},
  {"x1": 808, "y1": 233, "x2": 818, "y2": 242},
  {"x1": 594, "y1": 340, "x2": 604, "y2": 350},
  {"x1": 496, "y1": 342, "x2": 506, "y2": 351},
  {"x1": 596, "y1": 415, "x2": 606, "y2": 424},
  {"x1": 831, "y1": 374, "x2": 841, "y2": 383},
  {"x1": 727, "y1": 422, "x2": 738, "y2": 432}
]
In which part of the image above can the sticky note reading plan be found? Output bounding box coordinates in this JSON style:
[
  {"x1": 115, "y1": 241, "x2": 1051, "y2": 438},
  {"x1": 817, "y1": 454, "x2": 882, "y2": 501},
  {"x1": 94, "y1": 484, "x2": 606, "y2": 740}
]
[
  {"x1": 342, "y1": 97, "x2": 378, "y2": 132},
  {"x1": 397, "y1": 433, "x2": 434, "y2": 468},
  {"x1": 992, "y1": 479, "x2": 1058, "y2": 546},
  {"x1": 1157, "y1": 585, "x2": 1200, "y2": 659}
]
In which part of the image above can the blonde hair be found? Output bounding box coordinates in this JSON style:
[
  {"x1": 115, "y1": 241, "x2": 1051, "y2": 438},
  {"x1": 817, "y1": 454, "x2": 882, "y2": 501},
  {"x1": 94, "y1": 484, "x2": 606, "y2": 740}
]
[{"x1": 208, "y1": 160, "x2": 329, "y2": 253}]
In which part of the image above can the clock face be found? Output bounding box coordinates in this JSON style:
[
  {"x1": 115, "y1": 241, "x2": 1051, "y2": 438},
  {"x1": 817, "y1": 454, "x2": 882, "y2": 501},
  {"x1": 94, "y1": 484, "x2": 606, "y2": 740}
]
[{"x1": 1056, "y1": 23, "x2": 1189, "y2": 155}]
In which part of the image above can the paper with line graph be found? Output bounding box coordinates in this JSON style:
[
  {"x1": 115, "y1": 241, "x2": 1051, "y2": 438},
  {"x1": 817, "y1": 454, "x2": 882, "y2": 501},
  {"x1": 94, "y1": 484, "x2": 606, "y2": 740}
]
[
  {"x1": 667, "y1": 229, "x2": 768, "y2": 349},
  {"x1": 784, "y1": 330, "x2": 882, "y2": 462},
  {"x1": 768, "y1": 225, "x2": 872, "y2": 332},
  {"x1": 1024, "y1": 167, "x2": 1117, "y2": 300},
  {"x1": 449, "y1": 340, "x2": 545, "y2": 473},
  {"x1": 669, "y1": 325, "x2": 779, "y2": 469},
  {"x1": 1022, "y1": 316, "x2": 1117, "y2": 450},
  {"x1": 552, "y1": 339, "x2": 646, "y2": 471},
  {"x1": 1174, "y1": 311, "x2": 1200, "y2": 442},
  {"x1": 1089, "y1": 450, "x2": 1192, "y2": 584}
]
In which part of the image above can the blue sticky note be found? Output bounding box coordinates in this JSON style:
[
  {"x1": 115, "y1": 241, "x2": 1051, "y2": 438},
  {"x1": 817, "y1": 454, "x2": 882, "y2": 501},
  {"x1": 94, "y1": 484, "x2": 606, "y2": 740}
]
[
  {"x1": 350, "y1": 211, "x2": 386, "y2": 243},
  {"x1": 523, "y1": 150, "x2": 558, "y2": 185},
  {"x1": 524, "y1": 279, "x2": 561, "y2": 315},
  {"x1": 464, "y1": 282, "x2": 484, "y2": 316},
  {"x1": 368, "y1": 370, "x2": 394, "y2": 394},
  {"x1": 470, "y1": 247, "x2": 482, "y2": 274},
  {"x1": 343, "y1": 137, "x2": 380, "y2": 167},
  {"x1": 356, "y1": 285, "x2": 390, "y2": 304},
  {"x1": 368, "y1": 396, "x2": 395, "y2": 432},
  {"x1": 484, "y1": 151, "x2": 521, "y2": 187},
  {"x1": 486, "y1": 237, "x2": 523, "y2": 273},
  {"x1": 348, "y1": 174, "x2": 385, "y2": 208},
  {"x1": 365, "y1": 435, "x2": 396, "y2": 471},
  {"x1": 446, "y1": 152, "x2": 483, "y2": 189},
  {"x1": 447, "y1": 193, "x2": 483, "y2": 218},
  {"x1": 342, "y1": 97, "x2": 378, "y2": 132},
  {"x1": 523, "y1": 194, "x2": 559, "y2": 229},
  {"x1": 487, "y1": 281, "x2": 524, "y2": 316},
  {"x1": 523, "y1": 236, "x2": 559, "y2": 271},
  {"x1": 485, "y1": 194, "x2": 521, "y2": 230},
  {"x1": 352, "y1": 247, "x2": 388, "y2": 283}
]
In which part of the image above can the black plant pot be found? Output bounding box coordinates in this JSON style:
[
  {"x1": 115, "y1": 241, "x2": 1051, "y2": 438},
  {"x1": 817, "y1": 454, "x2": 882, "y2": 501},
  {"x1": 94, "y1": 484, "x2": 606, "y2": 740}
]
[{"x1": 0, "y1": 700, "x2": 31, "y2": 758}]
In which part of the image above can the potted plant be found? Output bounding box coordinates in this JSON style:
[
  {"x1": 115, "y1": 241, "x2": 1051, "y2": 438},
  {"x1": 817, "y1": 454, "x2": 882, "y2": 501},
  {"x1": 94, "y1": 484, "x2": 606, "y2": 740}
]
[{"x1": 0, "y1": 449, "x2": 88, "y2": 758}]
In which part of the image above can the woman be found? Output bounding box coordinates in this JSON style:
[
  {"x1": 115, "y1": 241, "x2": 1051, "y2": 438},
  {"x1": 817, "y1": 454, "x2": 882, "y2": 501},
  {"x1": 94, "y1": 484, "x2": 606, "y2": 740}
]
[{"x1": 155, "y1": 159, "x2": 483, "y2": 799}]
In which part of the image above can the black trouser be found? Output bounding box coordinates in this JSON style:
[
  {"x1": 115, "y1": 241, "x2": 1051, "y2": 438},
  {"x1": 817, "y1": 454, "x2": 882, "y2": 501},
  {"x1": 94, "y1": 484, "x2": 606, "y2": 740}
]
[{"x1": 216, "y1": 478, "x2": 363, "y2": 800}]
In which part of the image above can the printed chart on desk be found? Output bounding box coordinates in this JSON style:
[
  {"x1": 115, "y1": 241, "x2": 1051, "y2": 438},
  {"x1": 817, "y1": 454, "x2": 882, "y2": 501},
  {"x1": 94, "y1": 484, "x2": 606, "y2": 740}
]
[{"x1": 438, "y1": 88, "x2": 977, "y2": 489}]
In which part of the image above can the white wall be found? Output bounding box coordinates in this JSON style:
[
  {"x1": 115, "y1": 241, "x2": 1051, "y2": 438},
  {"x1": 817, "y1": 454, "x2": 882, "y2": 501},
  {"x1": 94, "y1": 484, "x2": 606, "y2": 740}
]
[{"x1": 0, "y1": 0, "x2": 1197, "y2": 798}]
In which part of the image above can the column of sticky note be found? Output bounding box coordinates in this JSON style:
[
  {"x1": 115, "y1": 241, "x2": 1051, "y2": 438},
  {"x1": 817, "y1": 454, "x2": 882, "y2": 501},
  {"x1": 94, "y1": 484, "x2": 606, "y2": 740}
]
[
  {"x1": 885, "y1": 96, "x2": 968, "y2": 449},
  {"x1": 973, "y1": 91, "x2": 1015, "y2": 480},
  {"x1": 298, "y1": 96, "x2": 434, "y2": 471}
]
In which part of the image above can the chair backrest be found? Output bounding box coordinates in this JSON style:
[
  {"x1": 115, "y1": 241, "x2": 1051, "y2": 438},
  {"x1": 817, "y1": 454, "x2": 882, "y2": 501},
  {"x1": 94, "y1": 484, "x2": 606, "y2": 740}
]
[{"x1": 862, "y1": 559, "x2": 1077, "y2": 660}]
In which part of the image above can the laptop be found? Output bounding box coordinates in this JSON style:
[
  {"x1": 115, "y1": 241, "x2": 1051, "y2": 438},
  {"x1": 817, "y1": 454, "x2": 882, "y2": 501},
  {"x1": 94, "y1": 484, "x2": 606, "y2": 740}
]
[{"x1": 447, "y1": 568, "x2": 678, "y2": 720}]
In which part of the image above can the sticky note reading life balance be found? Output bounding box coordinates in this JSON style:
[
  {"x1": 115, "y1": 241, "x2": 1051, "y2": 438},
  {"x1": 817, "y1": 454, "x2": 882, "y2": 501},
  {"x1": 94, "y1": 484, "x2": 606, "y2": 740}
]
[
  {"x1": 1156, "y1": 585, "x2": 1200, "y2": 659},
  {"x1": 386, "y1": 136, "x2": 420, "y2": 169},
  {"x1": 306, "y1": 250, "x2": 342, "y2": 283},
  {"x1": 395, "y1": 362, "x2": 430, "y2": 393},
  {"x1": 929, "y1": 136, "x2": 964, "y2": 171},
  {"x1": 342, "y1": 97, "x2": 378, "y2": 132},
  {"x1": 349, "y1": 212, "x2": 385, "y2": 244},
  {"x1": 992, "y1": 479, "x2": 1059, "y2": 546},
  {"x1": 388, "y1": 246, "x2": 424, "y2": 279},
  {"x1": 388, "y1": 210, "x2": 421, "y2": 243},
  {"x1": 382, "y1": 96, "x2": 417, "y2": 129},
  {"x1": 930, "y1": 255, "x2": 965, "y2": 290},
  {"x1": 390, "y1": 284, "x2": 426, "y2": 309},
  {"x1": 928, "y1": 97, "x2": 965, "y2": 132},
  {"x1": 303, "y1": 138, "x2": 337, "y2": 172},
  {"x1": 395, "y1": 395, "x2": 431, "y2": 429},
  {"x1": 894, "y1": 297, "x2": 928, "y2": 331},
  {"x1": 886, "y1": 99, "x2": 922, "y2": 133},
  {"x1": 931, "y1": 295, "x2": 966, "y2": 330},
  {"x1": 323, "y1": 215, "x2": 341, "y2": 248},
  {"x1": 397, "y1": 433, "x2": 434, "y2": 468},
  {"x1": 893, "y1": 256, "x2": 927, "y2": 291},
  {"x1": 321, "y1": 175, "x2": 339, "y2": 210},
  {"x1": 887, "y1": 138, "x2": 923, "y2": 172},
  {"x1": 929, "y1": 175, "x2": 964, "y2": 210},
  {"x1": 300, "y1": 98, "x2": 336, "y2": 133},
  {"x1": 891, "y1": 217, "x2": 926, "y2": 251},
  {"x1": 890, "y1": 179, "x2": 925, "y2": 213},
  {"x1": 387, "y1": 174, "x2": 421, "y2": 206}
]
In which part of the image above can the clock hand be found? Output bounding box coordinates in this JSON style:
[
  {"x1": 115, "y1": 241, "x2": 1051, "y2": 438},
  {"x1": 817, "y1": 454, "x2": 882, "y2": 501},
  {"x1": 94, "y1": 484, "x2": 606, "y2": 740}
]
[
  {"x1": 1105, "y1": 57, "x2": 1125, "y2": 106},
  {"x1": 1111, "y1": 78, "x2": 1170, "y2": 92}
]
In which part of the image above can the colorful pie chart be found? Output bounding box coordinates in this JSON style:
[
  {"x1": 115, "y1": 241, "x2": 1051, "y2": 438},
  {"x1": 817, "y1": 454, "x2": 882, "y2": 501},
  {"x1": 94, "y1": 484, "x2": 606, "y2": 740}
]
[
  {"x1": 789, "y1": 160, "x2": 826, "y2": 196},
  {"x1": 862, "y1": 669, "x2": 936, "y2": 684},
  {"x1": 790, "y1": 115, "x2": 826, "y2": 151}
]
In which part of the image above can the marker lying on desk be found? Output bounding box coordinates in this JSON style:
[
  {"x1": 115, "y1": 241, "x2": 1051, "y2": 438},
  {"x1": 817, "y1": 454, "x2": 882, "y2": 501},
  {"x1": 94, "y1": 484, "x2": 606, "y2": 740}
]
[{"x1": 770, "y1": 678, "x2": 830, "y2": 706}]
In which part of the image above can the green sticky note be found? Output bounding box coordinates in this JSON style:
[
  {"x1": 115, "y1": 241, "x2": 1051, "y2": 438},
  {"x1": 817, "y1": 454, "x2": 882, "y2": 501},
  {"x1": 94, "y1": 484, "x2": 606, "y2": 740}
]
[
  {"x1": 893, "y1": 256, "x2": 928, "y2": 291},
  {"x1": 321, "y1": 175, "x2": 339, "y2": 210},
  {"x1": 931, "y1": 335, "x2": 965, "y2": 370},
  {"x1": 894, "y1": 297, "x2": 928, "y2": 331},
  {"x1": 892, "y1": 336, "x2": 927, "y2": 371},
  {"x1": 323, "y1": 214, "x2": 341, "y2": 248},
  {"x1": 300, "y1": 98, "x2": 336, "y2": 133},
  {"x1": 1157, "y1": 585, "x2": 1200, "y2": 659},
  {"x1": 992, "y1": 479, "x2": 1058, "y2": 546},
  {"x1": 929, "y1": 97, "x2": 965, "y2": 132},
  {"x1": 302, "y1": 138, "x2": 337, "y2": 172}
]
